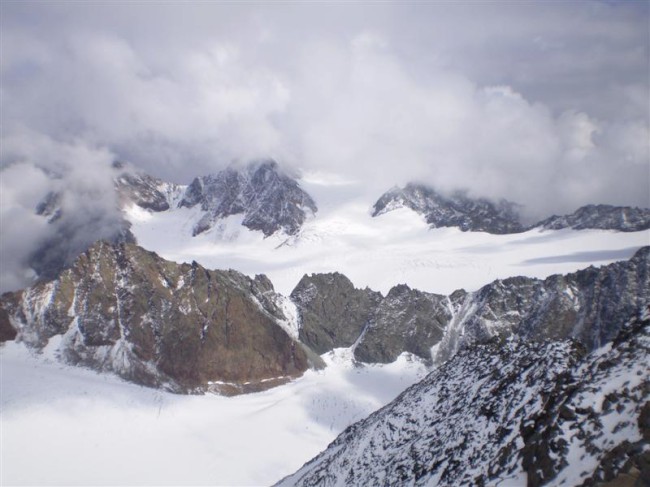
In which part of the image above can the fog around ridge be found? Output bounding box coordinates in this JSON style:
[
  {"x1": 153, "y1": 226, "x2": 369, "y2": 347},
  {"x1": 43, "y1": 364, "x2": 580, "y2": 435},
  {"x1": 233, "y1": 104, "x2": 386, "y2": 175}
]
[{"x1": 1, "y1": 1, "x2": 648, "y2": 291}]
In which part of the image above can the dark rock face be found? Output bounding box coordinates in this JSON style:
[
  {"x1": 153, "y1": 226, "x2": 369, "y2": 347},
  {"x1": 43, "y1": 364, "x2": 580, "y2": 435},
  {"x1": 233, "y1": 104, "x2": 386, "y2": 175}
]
[
  {"x1": 293, "y1": 248, "x2": 649, "y2": 365},
  {"x1": 1, "y1": 241, "x2": 309, "y2": 394},
  {"x1": 373, "y1": 184, "x2": 650, "y2": 234},
  {"x1": 290, "y1": 273, "x2": 382, "y2": 354},
  {"x1": 35, "y1": 191, "x2": 63, "y2": 223},
  {"x1": 0, "y1": 306, "x2": 17, "y2": 342},
  {"x1": 353, "y1": 285, "x2": 464, "y2": 364},
  {"x1": 290, "y1": 274, "x2": 461, "y2": 362},
  {"x1": 535, "y1": 204, "x2": 650, "y2": 232},
  {"x1": 276, "y1": 311, "x2": 649, "y2": 487},
  {"x1": 179, "y1": 160, "x2": 317, "y2": 237},
  {"x1": 372, "y1": 183, "x2": 524, "y2": 234}
]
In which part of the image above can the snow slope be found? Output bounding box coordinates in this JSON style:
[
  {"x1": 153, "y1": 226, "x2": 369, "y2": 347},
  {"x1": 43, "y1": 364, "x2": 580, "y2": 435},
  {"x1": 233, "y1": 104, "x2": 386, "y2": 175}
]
[
  {"x1": 126, "y1": 174, "x2": 649, "y2": 296},
  {"x1": 0, "y1": 343, "x2": 427, "y2": 486},
  {"x1": 277, "y1": 314, "x2": 650, "y2": 487}
]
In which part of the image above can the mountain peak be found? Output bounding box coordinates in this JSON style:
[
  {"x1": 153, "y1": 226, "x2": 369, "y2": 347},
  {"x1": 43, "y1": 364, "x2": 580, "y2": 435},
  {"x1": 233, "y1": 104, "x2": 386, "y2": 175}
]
[
  {"x1": 372, "y1": 183, "x2": 524, "y2": 234},
  {"x1": 179, "y1": 160, "x2": 317, "y2": 237},
  {"x1": 536, "y1": 204, "x2": 650, "y2": 232},
  {"x1": 2, "y1": 240, "x2": 311, "y2": 394}
]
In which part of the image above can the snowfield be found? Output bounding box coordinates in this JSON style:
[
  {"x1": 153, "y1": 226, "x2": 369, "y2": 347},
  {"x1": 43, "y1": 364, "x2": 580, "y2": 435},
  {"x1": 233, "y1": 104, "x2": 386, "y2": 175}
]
[
  {"x1": 1, "y1": 343, "x2": 427, "y2": 486},
  {"x1": 126, "y1": 176, "x2": 650, "y2": 296}
]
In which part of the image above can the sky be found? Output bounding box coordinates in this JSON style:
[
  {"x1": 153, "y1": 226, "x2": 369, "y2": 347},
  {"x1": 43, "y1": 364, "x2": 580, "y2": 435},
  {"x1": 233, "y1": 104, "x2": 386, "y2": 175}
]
[{"x1": 1, "y1": 1, "x2": 649, "y2": 290}]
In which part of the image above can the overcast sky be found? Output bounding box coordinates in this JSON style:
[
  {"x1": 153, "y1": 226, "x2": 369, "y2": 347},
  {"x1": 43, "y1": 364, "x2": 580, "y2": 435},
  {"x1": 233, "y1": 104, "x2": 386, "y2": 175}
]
[{"x1": 1, "y1": 1, "x2": 649, "y2": 289}]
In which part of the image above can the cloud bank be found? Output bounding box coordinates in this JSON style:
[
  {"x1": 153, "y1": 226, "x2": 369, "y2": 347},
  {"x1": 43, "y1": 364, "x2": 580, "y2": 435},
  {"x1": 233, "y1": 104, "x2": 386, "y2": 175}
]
[{"x1": 1, "y1": 1, "x2": 648, "y2": 290}]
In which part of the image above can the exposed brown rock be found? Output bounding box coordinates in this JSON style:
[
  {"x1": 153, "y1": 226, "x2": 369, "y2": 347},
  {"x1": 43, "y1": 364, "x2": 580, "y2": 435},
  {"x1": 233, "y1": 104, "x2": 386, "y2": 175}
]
[
  {"x1": 1, "y1": 241, "x2": 309, "y2": 393},
  {"x1": 0, "y1": 305, "x2": 17, "y2": 342}
]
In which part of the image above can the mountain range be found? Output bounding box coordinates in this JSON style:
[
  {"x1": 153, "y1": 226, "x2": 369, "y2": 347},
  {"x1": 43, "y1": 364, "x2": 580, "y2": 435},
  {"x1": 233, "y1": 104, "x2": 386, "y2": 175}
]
[
  {"x1": 2, "y1": 242, "x2": 648, "y2": 484},
  {"x1": 3, "y1": 241, "x2": 648, "y2": 389},
  {"x1": 3, "y1": 158, "x2": 649, "y2": 486},
  {"x1": 373, "y1": 182, "x2": 650, "y2": 234},
  {"x1": 27, "y1": 160, "x2": 650, "y2": 285}
]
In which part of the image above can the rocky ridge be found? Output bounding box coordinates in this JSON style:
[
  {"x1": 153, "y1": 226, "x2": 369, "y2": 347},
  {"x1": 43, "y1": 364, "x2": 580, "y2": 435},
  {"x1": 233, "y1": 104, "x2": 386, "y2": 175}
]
[
  {"x1": 434, "y1": 248, "x2": 650, "y2": 362},
  {"x1": 113, "y1": 160, "x2": 184, "y2": 212},
  {"x1": 291, "y1": 247, "x2": 650, "y2": 364},
  {"x1": 178, "y1": 160, "x2": 317, "y2": 237},
  {"x1": 276, "y1": 309, "x2": 650, "y2": 487},
  {"x1": 372, "y1": 183, "x2": 525, "y2": 234},
  {"x1": 536, "y1": 204, "x2": 650, "y2": 232},
  {"x1": 353, "y1": 285, "x2": 464, "y2": 364},
  {"x1": 9, "y1": 237, "x2": 649, "y2": 395},
  {"x1": 290, "y1": 272, "x2": 382, "y2": 355},
  {"x1": 114, "y1": 159, "x2": 318, "y2": 237},
  {"x1": 2, "y1": 241, "x2": 315, "y2": 394},
  {"x1": 373, "y1": 183, "x2": 650, "y2": 234}
]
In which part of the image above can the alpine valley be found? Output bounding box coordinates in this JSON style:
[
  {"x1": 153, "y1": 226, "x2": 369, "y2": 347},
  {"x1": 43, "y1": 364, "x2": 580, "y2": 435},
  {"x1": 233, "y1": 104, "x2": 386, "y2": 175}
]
[{"x1": 2, "y1": 160, "x2": 649, "y2": 486}]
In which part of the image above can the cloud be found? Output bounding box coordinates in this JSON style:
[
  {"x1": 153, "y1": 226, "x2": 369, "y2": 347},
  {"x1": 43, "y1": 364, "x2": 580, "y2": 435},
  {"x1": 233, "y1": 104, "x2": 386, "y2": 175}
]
[
  {"x1": 0, "y1": 163, "x2": 51, "y2": 291},
  {"x1": 288, "y1": 37, "x2": 648, "y2": 218},
  {"x1": 0, "y1": 130, "x2": 125, "y2": 292},
  {"x1": 0, "y1": 1, "x2": 648, "y2": 289}
]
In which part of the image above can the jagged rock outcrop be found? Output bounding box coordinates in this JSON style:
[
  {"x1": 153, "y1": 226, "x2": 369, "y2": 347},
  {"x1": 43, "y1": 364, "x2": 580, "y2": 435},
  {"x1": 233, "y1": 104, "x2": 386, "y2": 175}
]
[
  {"x1": 372, "y1": 183, "x2": 524, "y2": 234},
  {"x1": 113, "y1": 161, "x2": 183, "y2": 212},
  {"x1": 290, "y1": 273, "x2": 382, "y2": 354},
  {"x1": 276, "y1": 310, "x2": 649, "y2": 487},
  {"x1": 291, "y1": 247, "x2": 649, "y2": 365},
  {"x1": 372, "y1": 184, "x2": 650, "y2": 234},
  {"x1": 290, "y1": 274, "x2": 464, "y2": 362},
  {"x1": 179, "y1": 160, "x2": 317, "y2": 237},
  {"x1": 354, "y1": 287, "x2": 466, "y2": 364},
  {"x1": 1, "y1": 241, "x2": 311, "y2": 394},
  {"x1": 435, "y1": 246, "x2": 650, "y2": 363},
  {"x1": 0, "y1": 307, "x2": 17, "y2": 342},
  {"x1": 535, "y1": 204, "x2": 650, "y2": 232}
]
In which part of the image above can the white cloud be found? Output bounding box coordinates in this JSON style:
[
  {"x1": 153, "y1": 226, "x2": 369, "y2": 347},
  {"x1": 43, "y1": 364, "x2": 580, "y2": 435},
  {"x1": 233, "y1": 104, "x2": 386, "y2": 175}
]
[
  {"x1": 0, "y1": 163, "x2": 51, "y2": 291},
  {"x1": 0, "y1": 130, "x2": 124, "y2": 292},
  {"x1": 0, "y1": 0, "x2": 647, "y2": 283}
]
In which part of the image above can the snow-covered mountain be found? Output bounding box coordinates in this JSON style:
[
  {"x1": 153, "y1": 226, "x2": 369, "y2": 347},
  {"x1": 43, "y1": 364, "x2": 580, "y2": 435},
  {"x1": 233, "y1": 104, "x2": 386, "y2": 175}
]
[
  {"x1": 374, "y1": 183, "x2": 650, "y2": 234},
  {"x1": 28, "y1": 160, "x2": 317, "y2": 283},
  {"x1": 4, "y1": 237, "x2": 648, "y2": 396},
  {"x1": 178, "y1": 160, "x2": 318, "y2": 237},
  {"x1": 536, "y1": 204, "x2": 650, "y2": 232},
  {"x1": 115, "y1": 159, "x2": 318, "y2": 237},
  {"x1": 27, "y1": 161, "x2": 649, "y2": 296},
  {"x1": 372, "y1": 183, "x2": 525, "y2": 234},
  {"x1": 114, "y1": 160, "x2": 184, "y2": 212},
  {"x1": 4, "y1": 194, "x2": 649, "y2": 485},
  {"x1": 277, "y1": 308, "x2": 650, "y2": 487},
  {"x1": 1, "y1": 241, "x2": 317, "y2": 394}
]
